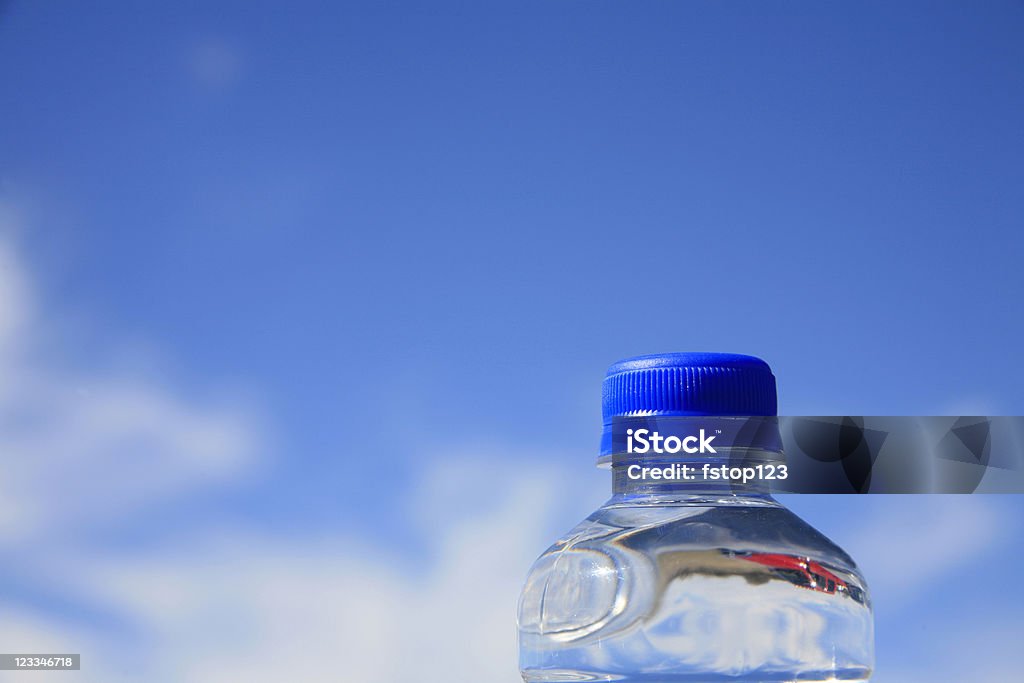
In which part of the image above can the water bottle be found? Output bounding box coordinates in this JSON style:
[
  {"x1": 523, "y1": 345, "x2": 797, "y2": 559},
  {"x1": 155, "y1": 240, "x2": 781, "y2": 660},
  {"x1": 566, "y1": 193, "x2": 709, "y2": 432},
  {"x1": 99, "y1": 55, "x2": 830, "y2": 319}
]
[{"x1": 518, "y1": 353, "x2": 874, "y2": 682}]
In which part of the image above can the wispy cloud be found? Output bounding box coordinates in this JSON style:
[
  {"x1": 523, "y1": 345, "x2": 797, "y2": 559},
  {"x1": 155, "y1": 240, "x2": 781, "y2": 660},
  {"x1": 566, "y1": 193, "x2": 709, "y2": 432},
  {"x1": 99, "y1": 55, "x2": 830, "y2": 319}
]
[
  {"x1": 4, "y1": 455, "x2": 579, "y2": 683},
  {"x1": 0, "y1": 227, "x2": 575, "y2": 681},
  {"x1": 0, "y1": 204, "x2": 262, "y2": 544},
  {"x1": 843, "y1": 496, "x2": 1008, "y2": 611}
]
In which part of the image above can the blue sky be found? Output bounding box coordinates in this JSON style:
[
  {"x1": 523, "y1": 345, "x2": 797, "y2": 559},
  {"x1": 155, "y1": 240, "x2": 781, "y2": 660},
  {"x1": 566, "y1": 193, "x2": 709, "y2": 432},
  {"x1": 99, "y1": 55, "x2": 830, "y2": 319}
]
[{"x1": 1, "y1": 2, "x2": 1023, "y2": 681}]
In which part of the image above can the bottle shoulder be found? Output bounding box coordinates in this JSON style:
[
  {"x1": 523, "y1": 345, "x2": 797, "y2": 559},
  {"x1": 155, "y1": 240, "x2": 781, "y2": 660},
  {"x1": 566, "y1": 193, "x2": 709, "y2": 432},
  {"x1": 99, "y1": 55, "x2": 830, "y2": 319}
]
[
  {"x1": 547, "y1": 500, "x2": 861, "y2": 575},
  {"x1": 518, "y1": 499, "x2": 874, "y2": 677}
]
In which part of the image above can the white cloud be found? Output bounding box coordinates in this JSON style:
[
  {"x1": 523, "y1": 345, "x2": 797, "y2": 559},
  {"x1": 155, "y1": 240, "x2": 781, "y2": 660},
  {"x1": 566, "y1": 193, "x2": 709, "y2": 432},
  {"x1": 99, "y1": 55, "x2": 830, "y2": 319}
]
[
  {"x1": 0, "y1": 199, "x2": 568, "y2": 683},
  {"x1": 871, "y1": 613, "x2": 1023, "y2": 683},
  {"x1": 0, "y1": 225, "x2": 579, "y2": 682},
  {"x1": 0, "y1": 205, "x2": 262, "y2": 543},
  {"x1": 843, "y1": 496, "x2": 1007, "y2": 611},
  {"x1": 13, "y1": 456, "x2": 581, "y2": 683}
]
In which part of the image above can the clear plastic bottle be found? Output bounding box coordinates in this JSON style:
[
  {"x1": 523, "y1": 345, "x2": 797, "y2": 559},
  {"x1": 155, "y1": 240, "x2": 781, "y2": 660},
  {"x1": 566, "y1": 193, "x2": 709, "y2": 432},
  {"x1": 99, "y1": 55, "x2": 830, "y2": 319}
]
[{"x1": 518, "y1": 353, "x2": 874, "y2": 682}]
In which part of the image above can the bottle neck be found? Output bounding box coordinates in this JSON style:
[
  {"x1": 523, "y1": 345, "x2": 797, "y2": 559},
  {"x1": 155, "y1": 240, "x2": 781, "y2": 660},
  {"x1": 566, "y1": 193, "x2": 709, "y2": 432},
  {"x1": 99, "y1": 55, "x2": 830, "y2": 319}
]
[
  {"x1": 609, "y1": 448, "x2": 781, "y2": 503},
  {"x1": 601, "y1": 416, "x2": 784, "y2": 504}
]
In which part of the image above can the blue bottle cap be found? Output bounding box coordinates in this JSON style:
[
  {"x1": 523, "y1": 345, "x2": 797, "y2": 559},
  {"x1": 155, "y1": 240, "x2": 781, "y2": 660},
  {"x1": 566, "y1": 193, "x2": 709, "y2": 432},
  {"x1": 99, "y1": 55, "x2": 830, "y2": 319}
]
[{"x1": 601, "y1": 353, "x2": 778, "y2": 454}]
